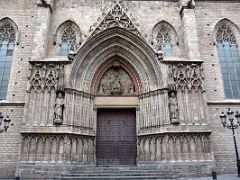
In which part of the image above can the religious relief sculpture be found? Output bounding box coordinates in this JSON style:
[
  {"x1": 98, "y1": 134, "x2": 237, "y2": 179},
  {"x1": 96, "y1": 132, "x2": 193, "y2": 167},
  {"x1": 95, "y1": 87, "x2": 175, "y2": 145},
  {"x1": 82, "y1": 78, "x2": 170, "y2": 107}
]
[
  {"x1": 53, "y1": 92, "x2": 64, "y2": 124},
  {"x1": 97, "y1": 62, "x2": 136, "y2": 95},
  {"x1": 169, "y1": 91, "x2": 179, "y2": 124}
]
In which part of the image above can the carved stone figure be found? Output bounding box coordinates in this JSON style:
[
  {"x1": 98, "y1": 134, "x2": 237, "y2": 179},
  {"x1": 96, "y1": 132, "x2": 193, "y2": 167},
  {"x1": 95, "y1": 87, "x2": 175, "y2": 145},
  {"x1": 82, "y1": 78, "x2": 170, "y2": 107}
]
[
  {"x1": 169, "y1": 92, "x2": 179, "y2": 124},
  {"x1": 180, "y1": 0, "x2": 195, "y2": 8},
  {"x1": 56, "y1": 64, "x2": 65, "y2": 92},
  {"x1": 54, "y1": 92, "x2": 64, "y2": 124},
  {"x1": 111, "y1": 72, "x2": 122, "y2": 95},
  {"x1": 97, "y1": 64, "x2": 136, "y2": 95}
]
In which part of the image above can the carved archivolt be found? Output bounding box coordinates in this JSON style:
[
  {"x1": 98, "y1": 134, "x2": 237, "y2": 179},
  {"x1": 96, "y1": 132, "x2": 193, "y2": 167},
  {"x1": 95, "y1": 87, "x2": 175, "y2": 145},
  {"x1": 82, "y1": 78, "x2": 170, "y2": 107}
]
[{"x1": 91, "y1": 4, "x2": 140, "y2": 37}]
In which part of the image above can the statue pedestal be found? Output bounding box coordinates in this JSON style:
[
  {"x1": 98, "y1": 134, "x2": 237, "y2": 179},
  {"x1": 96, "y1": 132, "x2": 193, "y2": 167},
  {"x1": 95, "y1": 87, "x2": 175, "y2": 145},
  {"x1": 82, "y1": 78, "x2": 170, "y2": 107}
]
[
  {"x1": 171, "y1": 118, "x2": 180, "y2": 125},
  {"x1": 53, "y1": 118, "x2": 63, "y2": 125}
]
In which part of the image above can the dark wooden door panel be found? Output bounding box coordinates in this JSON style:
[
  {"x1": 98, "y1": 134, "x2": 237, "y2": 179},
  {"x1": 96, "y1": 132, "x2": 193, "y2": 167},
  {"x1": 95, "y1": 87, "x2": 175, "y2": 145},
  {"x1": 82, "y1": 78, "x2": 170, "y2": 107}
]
[{"x1": 96, "y1": 109, "x2": 136, "y2": 166}]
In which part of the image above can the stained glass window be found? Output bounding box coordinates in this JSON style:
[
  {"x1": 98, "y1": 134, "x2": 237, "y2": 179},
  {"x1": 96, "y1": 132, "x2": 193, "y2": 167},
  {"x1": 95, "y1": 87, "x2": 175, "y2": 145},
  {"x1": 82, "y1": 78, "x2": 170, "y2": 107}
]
[
  {"x1": 216, "y1": 24, "x2": 240, "y2": 99},
  {"x1": 0, "y1": 23, "x2": 15, "y2": 100},
  {"x1": 59, "y1": 26, "x2": 76, "y2": 56}
]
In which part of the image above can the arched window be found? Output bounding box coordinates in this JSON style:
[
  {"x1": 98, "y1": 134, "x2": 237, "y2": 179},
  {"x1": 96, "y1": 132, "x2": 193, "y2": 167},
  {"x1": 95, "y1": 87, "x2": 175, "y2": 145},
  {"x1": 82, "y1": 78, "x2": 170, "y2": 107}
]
[
  {"x1": 60, "y1": 26, "x2": 76, "y2": 56},
  {"x1": 216, "y1": 22, "x2": 240, "y2": 99},
  {"x1": 0, "y1": 20, "x2": 16, "y2": 100},
  {"x1": 153, "y1": 21, "x2": 176, "y2": 57},
  {"x1": 56, "y1": 21, "x2": 81, "y2": 56}
]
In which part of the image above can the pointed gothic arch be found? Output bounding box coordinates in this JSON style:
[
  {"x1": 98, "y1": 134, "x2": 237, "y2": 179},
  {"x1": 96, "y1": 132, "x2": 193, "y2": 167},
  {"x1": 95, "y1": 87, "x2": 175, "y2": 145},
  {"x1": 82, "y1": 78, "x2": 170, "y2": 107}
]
[
  {"x1": 214, "y1": 18, "x2": 240, "y2": 99},
  {"x1": 0, "y1": 17, "x2": 19, "y2": 44},
  {"x1": 68, "y1": 27, "x2": 162, "y2": 93},
  {"x1": 54, "y1": 20, "x2": 81, "y2": 55},
  {"x1": 213, "y1": 18, "x2": 240, "y2": 44},
  {"x1": 152, "y1": 21, "x2": 178, "y2": 57},
  {"x1": 0, "y1": 17, "x2": 18, "y2": 100},
  {"x1": 91, "y1": 56, "x2": 141, "y2": 95}
]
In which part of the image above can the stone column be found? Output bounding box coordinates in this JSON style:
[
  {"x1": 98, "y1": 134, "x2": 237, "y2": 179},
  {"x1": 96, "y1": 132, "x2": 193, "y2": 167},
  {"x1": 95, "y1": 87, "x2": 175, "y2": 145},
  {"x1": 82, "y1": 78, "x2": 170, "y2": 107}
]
[
  {"x1": 32, "y1": 0, "x2": 54, "y2": 61},
  {"x1": 180, "y1": 0, "x2": 201, "y2": 60}
]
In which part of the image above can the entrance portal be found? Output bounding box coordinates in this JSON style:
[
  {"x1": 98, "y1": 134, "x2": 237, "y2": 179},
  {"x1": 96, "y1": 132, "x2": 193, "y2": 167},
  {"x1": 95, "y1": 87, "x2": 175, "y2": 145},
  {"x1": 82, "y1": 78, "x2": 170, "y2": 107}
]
[{"x1": 96, "y1": 109, "x2": 137, "y2": 166}]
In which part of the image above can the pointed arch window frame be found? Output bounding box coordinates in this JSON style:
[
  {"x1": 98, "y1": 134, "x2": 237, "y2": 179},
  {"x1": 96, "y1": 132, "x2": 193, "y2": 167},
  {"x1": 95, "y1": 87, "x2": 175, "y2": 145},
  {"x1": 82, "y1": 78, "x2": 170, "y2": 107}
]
[
  {"x1": 215, "y1": 19, "x2": 240, "y2": 99},
  {"x1": 0, "y1": 18, "x2": 18, "y2": 100},
  {"x1": 152, "y1": 21, "x2": 178, "y2": 57},
  {"x1": 54, "y1": 21, "x2": 81, "y2": 57}
]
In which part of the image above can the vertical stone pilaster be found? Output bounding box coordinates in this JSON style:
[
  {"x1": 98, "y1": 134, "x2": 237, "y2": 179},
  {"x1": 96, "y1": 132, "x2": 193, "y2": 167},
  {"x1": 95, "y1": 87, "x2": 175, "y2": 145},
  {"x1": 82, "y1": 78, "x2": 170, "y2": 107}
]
[
  {"x1": 32, "y1": 0, "x2": 54, "y2": 61},
  {"x1": 180, "y1": 3, "x2": 200, "y2": 60}
]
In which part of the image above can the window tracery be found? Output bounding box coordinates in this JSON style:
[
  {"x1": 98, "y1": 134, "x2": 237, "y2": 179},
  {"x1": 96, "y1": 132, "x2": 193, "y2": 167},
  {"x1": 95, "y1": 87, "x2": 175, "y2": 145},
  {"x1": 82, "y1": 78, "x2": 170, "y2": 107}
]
[
  {"x1": 153, "y1": 22, "x2": 175, "y2": 57},
  {"x1": 216, "y1": 21, "x2": 240, "y2": 99},
  {"x1": 216, "y1": 24, "x2": 236, "y2": 44},
  {"x1": 0, "y1": 21, "x2": 16, "y2": 100},
  {"x1": 60, "y1": 26, "x2": 76, "y2": 56}
]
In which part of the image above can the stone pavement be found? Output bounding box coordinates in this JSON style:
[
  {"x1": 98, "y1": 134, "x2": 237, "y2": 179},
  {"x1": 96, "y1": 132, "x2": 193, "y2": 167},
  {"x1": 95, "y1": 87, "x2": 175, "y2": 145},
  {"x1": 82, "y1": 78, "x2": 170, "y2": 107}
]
[{"x1": 183, "y1": 174, "x2": 240, "y2": 180}]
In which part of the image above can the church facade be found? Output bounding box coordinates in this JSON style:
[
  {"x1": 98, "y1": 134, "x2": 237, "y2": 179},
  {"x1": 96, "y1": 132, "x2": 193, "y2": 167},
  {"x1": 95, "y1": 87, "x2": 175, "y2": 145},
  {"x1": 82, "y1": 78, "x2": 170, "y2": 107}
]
[{"x1": 0, "y1": 0, "x2": 240, "y2": 179}]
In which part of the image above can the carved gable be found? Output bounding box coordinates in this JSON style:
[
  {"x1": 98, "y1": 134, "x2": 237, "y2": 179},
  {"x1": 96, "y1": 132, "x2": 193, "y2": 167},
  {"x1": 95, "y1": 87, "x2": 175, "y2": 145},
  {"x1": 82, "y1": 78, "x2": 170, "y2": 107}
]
[{"x1": 90, "y1": 3, "x2": 141, "y2": 37}]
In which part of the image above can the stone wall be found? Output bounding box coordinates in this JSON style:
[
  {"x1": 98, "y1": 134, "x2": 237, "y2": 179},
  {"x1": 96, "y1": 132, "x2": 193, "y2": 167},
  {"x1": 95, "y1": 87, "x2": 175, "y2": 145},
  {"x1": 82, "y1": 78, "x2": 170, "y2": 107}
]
[
  {"x1": 0, "y1": 0, "x2": 240, "y2": 179},
  {"x1": 0, "y1": 104, "x2": 23, "y2": 179}
]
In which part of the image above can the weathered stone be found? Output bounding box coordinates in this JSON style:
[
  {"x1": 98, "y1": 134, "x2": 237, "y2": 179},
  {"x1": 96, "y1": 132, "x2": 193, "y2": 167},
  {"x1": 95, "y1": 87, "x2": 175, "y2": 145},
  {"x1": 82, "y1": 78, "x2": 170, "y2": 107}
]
[{"x1": 0, "y1": 0, "x2": 239, "y2": 179}]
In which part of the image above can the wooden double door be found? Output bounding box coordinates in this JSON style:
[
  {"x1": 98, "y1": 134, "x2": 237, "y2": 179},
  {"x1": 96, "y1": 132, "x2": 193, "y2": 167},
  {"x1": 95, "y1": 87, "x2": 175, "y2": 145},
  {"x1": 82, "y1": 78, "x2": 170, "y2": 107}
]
[{"x1": 96, "y1": 109, "x2": 137, "y2": 166}]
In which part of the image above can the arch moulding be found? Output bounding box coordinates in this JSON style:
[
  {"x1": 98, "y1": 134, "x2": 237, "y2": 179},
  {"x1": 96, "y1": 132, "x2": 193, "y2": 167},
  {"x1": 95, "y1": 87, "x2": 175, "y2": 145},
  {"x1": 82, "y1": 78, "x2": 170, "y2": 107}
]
[{"x1": 68, "y1": 27, "x2": 164, "y2": 93}]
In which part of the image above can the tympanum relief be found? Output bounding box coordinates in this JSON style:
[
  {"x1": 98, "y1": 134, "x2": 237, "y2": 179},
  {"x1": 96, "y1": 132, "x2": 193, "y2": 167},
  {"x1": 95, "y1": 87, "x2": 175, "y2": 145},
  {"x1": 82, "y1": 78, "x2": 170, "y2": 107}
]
[{"x1": 97, "y1": 62, "x2": 136, "y2": 95}]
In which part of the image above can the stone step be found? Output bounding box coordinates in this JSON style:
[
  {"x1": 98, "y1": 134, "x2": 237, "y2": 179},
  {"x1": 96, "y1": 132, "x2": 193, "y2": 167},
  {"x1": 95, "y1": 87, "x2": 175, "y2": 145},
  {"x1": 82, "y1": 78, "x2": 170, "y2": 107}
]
[
  {"x1": 63, "y1": 173, "x2": 174, "y2": 177},
  {"x1": 60, "y1": 175, "x2": 170, "y2": 180},
  {"x1": 60, "y1": 167, "x2": 181, "y2": 180},
  {"x1": 68, "y1": 170, "x2": 165, "y2": 173}
]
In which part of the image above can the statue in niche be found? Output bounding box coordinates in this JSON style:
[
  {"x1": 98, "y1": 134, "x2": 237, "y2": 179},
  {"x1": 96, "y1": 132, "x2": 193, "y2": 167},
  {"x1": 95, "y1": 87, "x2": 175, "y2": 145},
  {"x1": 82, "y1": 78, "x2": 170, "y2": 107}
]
[
  {"x1": 56, "y1": 64, "x2": 65, "y2": 92},
  {"x1": 53, "y1": 92, "x2": 64, "y2": 124},
  {"x1": 169, "y1": 91, "x2": 179, "y2": 124}
]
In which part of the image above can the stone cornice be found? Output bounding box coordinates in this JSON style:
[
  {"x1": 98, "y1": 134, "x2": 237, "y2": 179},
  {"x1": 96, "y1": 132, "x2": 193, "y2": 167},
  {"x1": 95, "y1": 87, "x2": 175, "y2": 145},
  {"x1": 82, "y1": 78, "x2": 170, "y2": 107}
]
[
  {"x1": 207, "y1": 101, "x2": 240, "y2": 105},
  {"x1": 20, "y1": 125, "x2": 95, "y2": 136}
]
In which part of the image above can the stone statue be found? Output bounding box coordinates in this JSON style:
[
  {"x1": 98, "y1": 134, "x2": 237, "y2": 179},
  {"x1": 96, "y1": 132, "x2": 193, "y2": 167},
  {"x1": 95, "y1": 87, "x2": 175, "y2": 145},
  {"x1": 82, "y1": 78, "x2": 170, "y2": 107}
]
[
  {"x1": 169, "y1": 92, "x2": 179, "y2": 124},
  {"x1": 180, "y1": 0, "x2": 195, "y2": 8},
  {"x1": 56, "y1": 64, "x2": 65, "y2": 92},
  {"x1": 54, "y1": 92, "x2": 64, "y2": 124},
  {"x1": 111, "y1": 71, "x2": 122, "y2": 95}
]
